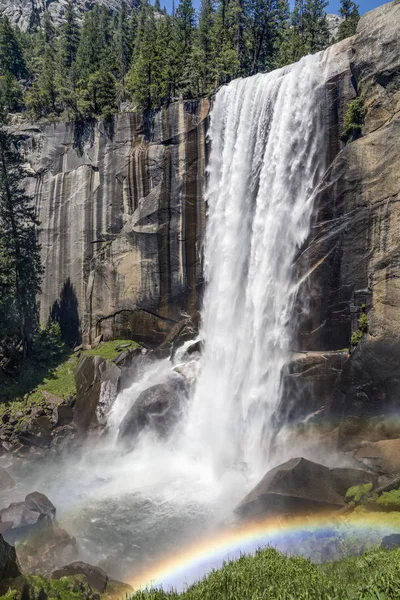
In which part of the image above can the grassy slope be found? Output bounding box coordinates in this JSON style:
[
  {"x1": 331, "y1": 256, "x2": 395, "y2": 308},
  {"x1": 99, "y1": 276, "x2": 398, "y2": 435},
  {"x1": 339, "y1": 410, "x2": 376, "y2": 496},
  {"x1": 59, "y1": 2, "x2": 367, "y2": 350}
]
[
  {"x1": 131, "y1": 547, "x2": 400, "y2": 600},
  {"x1": 0, "y1": 340, "x2": 139, "y2": 417}
]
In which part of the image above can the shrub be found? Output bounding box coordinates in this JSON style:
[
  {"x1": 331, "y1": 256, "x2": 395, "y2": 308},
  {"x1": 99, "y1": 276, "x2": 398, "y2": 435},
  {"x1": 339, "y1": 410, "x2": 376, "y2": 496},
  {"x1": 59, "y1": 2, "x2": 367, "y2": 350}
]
[
  {"x1": 343, "y1": 97, "x2": 366, "y2": 141},
  {"x1": 346, "y1": 483, "x2": 373, "y2": 503}
]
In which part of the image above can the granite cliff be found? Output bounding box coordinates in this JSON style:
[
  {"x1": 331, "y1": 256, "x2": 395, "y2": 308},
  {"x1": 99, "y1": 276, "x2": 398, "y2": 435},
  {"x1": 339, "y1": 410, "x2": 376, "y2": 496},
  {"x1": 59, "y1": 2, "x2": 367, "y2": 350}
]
[
  {"x1": 0, "y1": 0, "x2": 138, "y2": 31},
  {"x1": 11, "y1": 1, "x2": 400, "y2": 437}
]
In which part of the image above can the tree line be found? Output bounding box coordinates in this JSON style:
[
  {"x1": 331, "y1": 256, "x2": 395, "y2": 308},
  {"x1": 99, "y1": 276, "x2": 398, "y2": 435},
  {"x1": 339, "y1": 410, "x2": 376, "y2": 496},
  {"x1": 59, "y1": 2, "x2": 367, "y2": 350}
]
[{"x1": 0, "y1": 0, "x2": 360, "y2": 119}]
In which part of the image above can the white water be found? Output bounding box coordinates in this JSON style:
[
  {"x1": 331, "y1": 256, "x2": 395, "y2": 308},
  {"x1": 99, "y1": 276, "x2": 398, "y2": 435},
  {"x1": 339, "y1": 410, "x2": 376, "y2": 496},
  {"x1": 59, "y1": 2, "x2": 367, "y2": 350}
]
[{"x1": 5, "y1": 49, "x2": 341, "y2": 582}]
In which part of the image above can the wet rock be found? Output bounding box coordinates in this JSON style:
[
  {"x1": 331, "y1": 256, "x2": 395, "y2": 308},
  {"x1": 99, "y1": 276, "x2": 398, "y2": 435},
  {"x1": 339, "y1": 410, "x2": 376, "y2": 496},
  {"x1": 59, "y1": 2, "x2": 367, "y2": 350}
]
[
  {"x1": 0, "y1": 533, "x2": 21, "y2": 582},
  {"x1": 25, "y1": 492, "x2": 56, "y2": 519},
  {"x1": 381, "y1": 534, "x2": 400, "y2": 550},
  {"x1": 118, "y1": 376, "x2": 188, "y2": 446},
  {"x1": 52, "y1": 561, "x2": 108, "y2": 593},
  {"x1": 74, "y1": 355, "x2": 121, "y2": 431},
  {"x1": 236, "y1": 457, "x2": 376, "y2": 519},
  {"x1": 354, "y1": 439, "x2": 400, "y2": 474},
  {"x1": 17, "y1": 525, "x2": 78, "y2": 576},
  {"x1": 0, "y1": 492, "x2": 56, "y2": 542},
  {"x1": 17, "y1": 415, "x2": 53, "y2": 449},
  {"x1": 0, "y1": 466, "x2": 15, "y2": 491}
]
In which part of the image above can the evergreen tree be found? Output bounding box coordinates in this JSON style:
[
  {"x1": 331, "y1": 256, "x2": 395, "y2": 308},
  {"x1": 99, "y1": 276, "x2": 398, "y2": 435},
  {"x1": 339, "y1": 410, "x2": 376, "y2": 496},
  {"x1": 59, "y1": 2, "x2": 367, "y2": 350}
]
[
  {"x1": 0, "y1": 16, "x2": 27, "y2": 79},
  {"x1": 0, "y1": 125, "x2": 42, "y2": 358},
  {"x1": 303, "y1": 0, "x2": 329, "y2": 53},
  {"x1": 58, "y1": 0, "x2": 80, "y2": 70},
  {"x1": 127, "y1": 0, "x2": 158, "y2": 107},
  {"x1": 114, "y1": 1, "x2": 132, "y2": 83},
  {"x1": 76, "y1": 6, "x2": 102, "y2": 79},
  {"x1": 338, "y1": 0, "x2": 360, "y2": 40},
  {"x1": 175, "y1": 0, "x2": 195, "y2": 93}
]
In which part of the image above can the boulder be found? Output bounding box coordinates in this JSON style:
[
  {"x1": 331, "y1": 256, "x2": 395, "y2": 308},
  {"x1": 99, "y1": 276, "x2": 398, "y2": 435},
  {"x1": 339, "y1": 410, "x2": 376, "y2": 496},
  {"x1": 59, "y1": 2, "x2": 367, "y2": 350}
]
[
  {"x1": 118, "y1": 376, "x2": 188, "y2": 445},
  {"x1": 354, "y1": 439, "x2": 400, "y2": 474},
  {"x1": 381, "y1": 534, "x2": 400, "y2": 550},
  {"x1": 0, "y1": 466, "x2": 15, "y2": 491},
  {"x1": 236, "y1": 457, "x2": 376, "y2": 519},
  {"x1": 24, "y1": 492, "x2": 56, "y2": 519},
  {"x1": 17, "y1": 525, "x2": 77, "y2": 575},
  {"x1": 74, "y1": 355, "x2": 121, "y2": 431},
  {"x1": 0, "y1": 492, "x2": 56, "y2": 542},
  {"x1": 52, "y1": 561, "x2": 108, "y2": 593},
  {"x1": 0, "y1": 533, "x2": 21, "y2": 582}
]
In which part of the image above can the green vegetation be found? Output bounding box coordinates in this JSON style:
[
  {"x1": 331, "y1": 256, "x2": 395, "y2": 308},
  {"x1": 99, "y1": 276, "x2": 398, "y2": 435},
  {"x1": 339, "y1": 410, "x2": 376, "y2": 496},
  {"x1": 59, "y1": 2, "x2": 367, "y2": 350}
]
[
  {"x1": 0, "y1": 338, "x2": 139, "y2": 416},
  {"x1": 346, "y1": 483, "x2": 373, "y2": 503},
  {"x1": 377, "y1": 488, "x2": 400, "y2": 510},
  {"x1": 129, "y1": 546, "x2": 400, "y2": 599},
  {"x1": 344, "y1": 97, "x2": 366, "y2": 141},
  {"x1": 338, "y1": 0, "x2": 360, "y2": 41},
  {"x1": 0, "y1": 0, "x2": 339, "y2": 117},
  {"x1": 84, "y1": 339, "x2": 139, "y2": 361},
  {"x1": 351, "y1": 306, "x2": 369, "y2": 347}
]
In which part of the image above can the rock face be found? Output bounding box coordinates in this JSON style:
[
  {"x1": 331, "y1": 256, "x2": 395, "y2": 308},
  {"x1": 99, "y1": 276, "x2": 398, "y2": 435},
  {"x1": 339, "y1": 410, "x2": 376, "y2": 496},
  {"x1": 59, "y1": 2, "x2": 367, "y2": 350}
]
[
  {"x1": 289, "y1": 1, "x2": 400, "y2": 445},
  {"x1": 0, "y1": 534, "x2": 21, "y2": 583},
  {"x1": 74, "y1": 354, "x2": 121, "y2": 431},
  {"x1": 0, "y1": 466, "x2": 15, "y2": 491},
  {"x1": 15, "y1": 101, "x2": 209, "y2": 347},
  {"x1": 118, "y1": 376, "x2": 188, "y2": 445},
  {"x1": 0, "y1": 0, "x2": 138, "y2": 31},
  {"x1": 236, "y1": 457, "x2": 375, "y2": 519}
]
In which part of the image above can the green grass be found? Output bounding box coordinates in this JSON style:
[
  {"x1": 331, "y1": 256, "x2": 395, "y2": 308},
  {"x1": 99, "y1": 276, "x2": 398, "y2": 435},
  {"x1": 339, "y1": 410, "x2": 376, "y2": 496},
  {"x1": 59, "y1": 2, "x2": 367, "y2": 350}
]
[
  {"x1": 0, "y1": 340, "x2": 140, "y2": 419},
  {"x1": 84, "y1": 340, "x2": 139, "y2": 361},
  {"x1": 346, "y1": 483, "x2": 373, "y2": 503},
  {"x1": 129, "y1": 547, "x2": 400, "y2": 600},
  {"x1": 377, "y1": 489, "x2": 400, "y2": 509}
]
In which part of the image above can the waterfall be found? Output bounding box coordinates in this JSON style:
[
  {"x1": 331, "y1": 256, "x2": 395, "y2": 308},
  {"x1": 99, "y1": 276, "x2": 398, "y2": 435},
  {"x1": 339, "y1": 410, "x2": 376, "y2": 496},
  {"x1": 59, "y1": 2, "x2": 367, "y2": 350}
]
[
  {"x1": 9, "y1": 48, "x2": 345, "y2": 584},
  {"x1": 183, "y1": 52, "x2": 328, "y2": 482}
]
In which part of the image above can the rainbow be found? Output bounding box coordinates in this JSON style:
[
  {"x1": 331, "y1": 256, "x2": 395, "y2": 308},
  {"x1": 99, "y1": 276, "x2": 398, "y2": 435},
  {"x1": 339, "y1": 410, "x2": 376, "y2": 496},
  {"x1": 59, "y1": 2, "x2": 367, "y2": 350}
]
[{"x1": 129, "y1": 511, "x2": 400, "y2": 591}]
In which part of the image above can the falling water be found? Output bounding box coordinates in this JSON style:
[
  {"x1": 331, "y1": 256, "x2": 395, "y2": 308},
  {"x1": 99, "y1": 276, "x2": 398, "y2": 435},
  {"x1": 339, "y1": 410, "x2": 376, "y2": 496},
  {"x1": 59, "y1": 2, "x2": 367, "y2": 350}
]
[{"x1": 184, "y1": 52, "x2": 328, "y2": 482}]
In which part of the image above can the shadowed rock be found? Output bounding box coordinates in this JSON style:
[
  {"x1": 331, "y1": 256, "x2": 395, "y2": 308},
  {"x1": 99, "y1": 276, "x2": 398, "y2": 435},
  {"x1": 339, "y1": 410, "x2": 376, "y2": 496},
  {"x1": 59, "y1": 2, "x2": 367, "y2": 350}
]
[
  {"x1": 0, "y1": 533, "x2": 21, "y2": 583},
  {"x1": 0, "y1": 466, "x2": 15, "y2": 491},
  {"x1": 74, "y1": 355, "x2": 121, "y2": 432},
  {"x1": 118, "y1": 376, "x2": 188, "y2": 446},
  {"x1": 52, "y1": 561, "x2": 108, "y2": 593},
  {"x1": 236, "y1": 457, "x2": 376, "y2": 519}
]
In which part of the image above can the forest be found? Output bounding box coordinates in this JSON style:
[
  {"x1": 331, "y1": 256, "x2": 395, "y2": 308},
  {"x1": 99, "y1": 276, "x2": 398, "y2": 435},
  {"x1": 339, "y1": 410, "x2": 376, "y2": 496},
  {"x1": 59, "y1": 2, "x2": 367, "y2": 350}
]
[{"x1": 0, "y1": 0, "x2": 360, "y2": 118}]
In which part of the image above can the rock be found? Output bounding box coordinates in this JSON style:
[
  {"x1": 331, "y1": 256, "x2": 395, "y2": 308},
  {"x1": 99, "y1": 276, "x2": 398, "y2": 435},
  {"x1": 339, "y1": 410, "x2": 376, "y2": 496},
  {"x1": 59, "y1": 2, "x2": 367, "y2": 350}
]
[
  {"x1": 0, "y1": 466, "x2": 15, "y2": 491},
  {"x1": 0, "y1": 0, "x2": 139, "y2": 31},
  {"x1": 74, "y1": 355, "x2": 121, "y2": 432},
  {"x1": 52, "y1": 405, "x2": 74, "y2": 428},
  {"x1": 92, "y1": 334, "x2": 103, "y2": 348},
  {"x1": 236, "y1": 457, "x2": 376, "y2": 519},
  {"x1": 41, "y1": 391, "x2": 64, "y2": 405},
  {"x1": 276, "y1": 351, "x2": 348, "y2": 426},
  {"x1": 52, "y1": 561, "x2": 108, "y2": 593},
  {"x1": 24, "y1": 492, "x2": 56, "y2": 519},
  {"x1": 0, "y1": 533, "x2": 21, "y2": 582},
  {"x1": 381, "y1": 534, "x2": 400, "y2": 550},
  {"x1": 118, "y1": 376, "x2": 188, "y2": 446},
  {"x1": 354, "y1": 439, "x2": 400, "y2": 474},
  {"x1": 17, "y1": 525, "x2": 77, "y2": 576},
  {"x1": 16, "y1": 99, "x2": 209, "y2": 348},
  {"x1": 0, "y1": 492, "x2": 56, "y2": 542}
]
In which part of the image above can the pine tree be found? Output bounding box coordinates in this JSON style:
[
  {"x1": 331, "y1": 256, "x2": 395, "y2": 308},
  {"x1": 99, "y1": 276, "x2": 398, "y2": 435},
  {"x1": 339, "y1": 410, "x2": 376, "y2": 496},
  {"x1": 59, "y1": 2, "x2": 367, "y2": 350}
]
[
  {"x1": 115, "y1": 1, "x2": 132, "y2": 83},
  {"x1": 175, "y1": 0, "x2": 195, "y2": 93},
  {"x1": 127, "y1": 0, "x2": 158, "y2": 108},
  {"x1": 303, "y1": 0, "x2": 329, "y2": 54},
  {"x1": 0, "y1": 16, "x2": 27, "y2": 79},
  {"x1": 58, "y1": 0, "x2": 80, "y2": 71},
  {"x1": 0, "y1": 125, "x2": 42, "y2": 358},
  {"x1": 338, "y1": 0, "x2": 360, "y2": 40},
  {"x1": 76, "y1": 6, "x2": 102, "y2": 80}
]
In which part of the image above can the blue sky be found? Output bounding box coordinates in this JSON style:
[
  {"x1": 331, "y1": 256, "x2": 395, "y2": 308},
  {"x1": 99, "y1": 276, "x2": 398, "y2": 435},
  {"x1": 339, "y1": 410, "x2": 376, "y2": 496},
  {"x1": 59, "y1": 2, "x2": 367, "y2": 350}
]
[{"x1": 161, "y1": 0, "x2": 388, "y2": 17}]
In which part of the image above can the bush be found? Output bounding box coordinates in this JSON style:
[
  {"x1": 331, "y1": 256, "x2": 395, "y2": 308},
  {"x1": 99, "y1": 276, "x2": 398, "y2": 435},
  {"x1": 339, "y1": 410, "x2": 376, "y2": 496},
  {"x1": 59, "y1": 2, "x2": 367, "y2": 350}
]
[
  {"x1": 343, "y1": 97, "x2": 366, "y2": 141},
  {"x1": 346, "y1": 483, "x2": 373, "y2": 503},
  {"x1": 351, "y1": 311, "x2": 369, "y2": 347}
]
